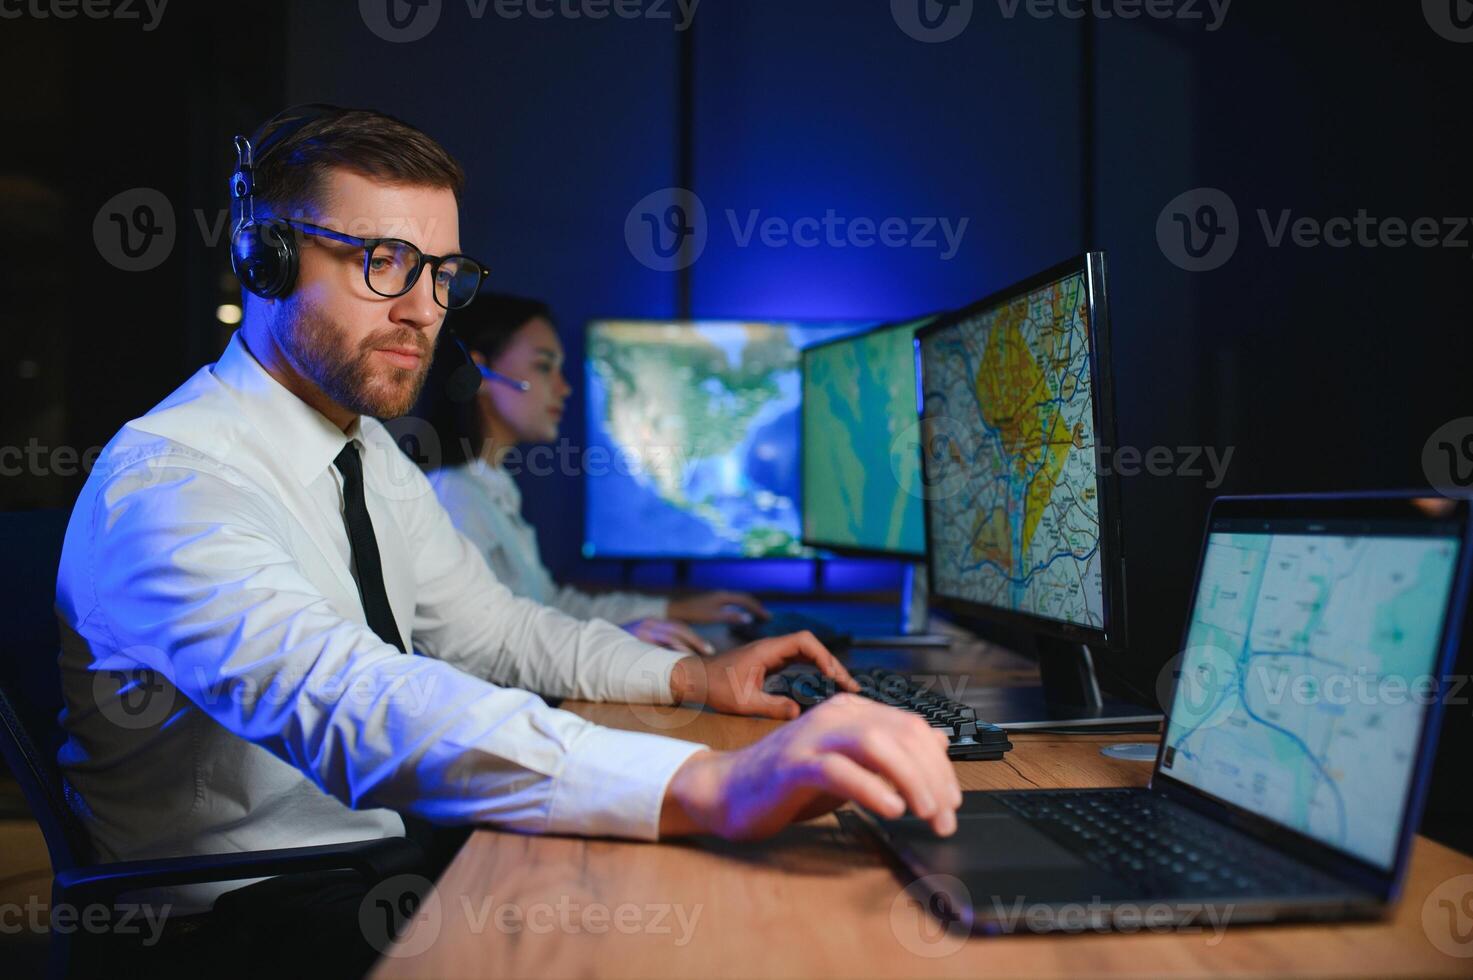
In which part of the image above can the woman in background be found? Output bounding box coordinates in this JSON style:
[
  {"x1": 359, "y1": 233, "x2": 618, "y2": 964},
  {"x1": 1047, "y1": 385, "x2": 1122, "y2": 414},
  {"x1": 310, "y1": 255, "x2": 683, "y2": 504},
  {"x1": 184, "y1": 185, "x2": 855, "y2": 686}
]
[{"x1": 414, "y1": 293, "x2": 769, "y2": 655}]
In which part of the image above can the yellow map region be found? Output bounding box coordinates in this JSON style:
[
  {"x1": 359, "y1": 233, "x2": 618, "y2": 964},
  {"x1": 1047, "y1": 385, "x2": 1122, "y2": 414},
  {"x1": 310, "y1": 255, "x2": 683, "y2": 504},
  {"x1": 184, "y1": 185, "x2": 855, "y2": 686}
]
[{"x1": 971, "y1": 284, "x2": 1090, "y2": 573}]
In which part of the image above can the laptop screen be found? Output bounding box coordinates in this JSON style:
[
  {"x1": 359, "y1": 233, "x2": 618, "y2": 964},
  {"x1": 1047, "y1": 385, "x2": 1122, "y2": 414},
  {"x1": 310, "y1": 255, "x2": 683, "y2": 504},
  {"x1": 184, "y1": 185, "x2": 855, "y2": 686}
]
[{"x1": 1159, "y1": 514, "x2": 1462, "y2": 870}]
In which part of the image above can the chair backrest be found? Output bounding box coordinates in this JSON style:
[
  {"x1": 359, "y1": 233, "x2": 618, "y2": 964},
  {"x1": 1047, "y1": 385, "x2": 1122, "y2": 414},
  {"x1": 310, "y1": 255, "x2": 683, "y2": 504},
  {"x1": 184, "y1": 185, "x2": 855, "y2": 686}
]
[{"x1": 0, "y1": 507, "x2": 90, "y2": 872}]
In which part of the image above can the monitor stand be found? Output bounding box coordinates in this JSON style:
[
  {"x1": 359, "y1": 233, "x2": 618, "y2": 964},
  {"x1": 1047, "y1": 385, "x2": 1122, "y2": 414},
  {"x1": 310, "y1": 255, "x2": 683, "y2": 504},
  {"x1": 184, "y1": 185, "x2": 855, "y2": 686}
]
[
  {"x1": 954, "y1": 635, "x2": 1163, "y2": 730},
  {"x1": 848, "y1": 563, "x2": 951, "y2": 648}
]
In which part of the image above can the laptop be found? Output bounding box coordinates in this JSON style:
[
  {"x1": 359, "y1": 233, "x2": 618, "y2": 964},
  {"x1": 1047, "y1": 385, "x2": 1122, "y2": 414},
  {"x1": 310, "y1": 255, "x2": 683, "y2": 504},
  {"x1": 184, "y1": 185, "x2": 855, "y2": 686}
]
[{"x1": 844, "y1": 492, "x2": 1471, "y2": 934}]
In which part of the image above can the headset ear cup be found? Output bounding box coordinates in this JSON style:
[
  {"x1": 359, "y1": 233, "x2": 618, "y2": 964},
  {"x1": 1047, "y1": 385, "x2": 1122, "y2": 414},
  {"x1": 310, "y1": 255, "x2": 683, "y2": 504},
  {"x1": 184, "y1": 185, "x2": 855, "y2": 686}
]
[{"x1": 231, "y1": 220, "x2": 298, "y2": 299}]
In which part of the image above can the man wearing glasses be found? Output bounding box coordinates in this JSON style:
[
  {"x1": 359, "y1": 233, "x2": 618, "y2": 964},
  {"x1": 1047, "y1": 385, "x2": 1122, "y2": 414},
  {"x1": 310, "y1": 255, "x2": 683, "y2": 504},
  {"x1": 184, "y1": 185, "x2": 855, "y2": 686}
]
[{"x1": 54, "y1": 106, "x2": 959, "y2": 972}]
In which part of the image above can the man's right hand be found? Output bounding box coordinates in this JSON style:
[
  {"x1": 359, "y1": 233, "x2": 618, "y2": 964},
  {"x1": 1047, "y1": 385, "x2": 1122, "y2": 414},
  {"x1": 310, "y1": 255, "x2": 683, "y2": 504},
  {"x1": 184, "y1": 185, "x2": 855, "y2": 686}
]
[{"x1": 657, "y1": 694, "x2": 962, "y2": 840}]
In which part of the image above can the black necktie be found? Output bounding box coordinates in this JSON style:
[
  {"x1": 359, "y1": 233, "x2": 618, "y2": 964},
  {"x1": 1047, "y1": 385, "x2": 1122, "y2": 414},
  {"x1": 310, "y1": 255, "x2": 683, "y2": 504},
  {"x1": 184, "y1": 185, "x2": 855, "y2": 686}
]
[{"x1": 334, "y1": 443, "x2": 406, "y2": 653}]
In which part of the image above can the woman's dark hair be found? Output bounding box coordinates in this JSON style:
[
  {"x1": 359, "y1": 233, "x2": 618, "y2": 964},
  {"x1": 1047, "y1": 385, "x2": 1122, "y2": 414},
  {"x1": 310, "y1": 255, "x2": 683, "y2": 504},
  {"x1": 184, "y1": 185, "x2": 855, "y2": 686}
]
[{"x1": 408, "y1": 291, "x2": 553, "y2": 470}]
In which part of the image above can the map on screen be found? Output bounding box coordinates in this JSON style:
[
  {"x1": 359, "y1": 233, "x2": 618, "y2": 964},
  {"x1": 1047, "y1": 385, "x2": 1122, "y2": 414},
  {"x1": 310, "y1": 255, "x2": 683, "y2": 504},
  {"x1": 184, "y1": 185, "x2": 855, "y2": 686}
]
[
  {"x1": 584, "y1": 320, "x2": 857, "y2": 558},
  {"x1": 918, "y1": 270, "x2": 1104, "y2": 627},
  {"x1": 1161, "y1": 530, "x2": 1460, "y2": 869},
  {"x1": 801, "y1": 317, "x2": 932, "y2": 556}
]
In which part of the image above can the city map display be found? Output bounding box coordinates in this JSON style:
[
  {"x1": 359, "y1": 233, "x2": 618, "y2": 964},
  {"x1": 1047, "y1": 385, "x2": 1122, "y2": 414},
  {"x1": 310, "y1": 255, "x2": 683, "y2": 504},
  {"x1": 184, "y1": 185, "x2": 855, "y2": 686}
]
[
  {"x1": 1161, "y1": 530, "x2": 1460, "y2": 869},
  {"x1": 918, "y1": 271, "x2": 1104, "y2": 627}
]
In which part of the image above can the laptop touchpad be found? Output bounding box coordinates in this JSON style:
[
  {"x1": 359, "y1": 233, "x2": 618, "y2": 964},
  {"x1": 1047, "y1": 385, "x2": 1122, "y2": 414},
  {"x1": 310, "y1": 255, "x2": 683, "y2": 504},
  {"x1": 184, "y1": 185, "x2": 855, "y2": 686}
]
[{"x1": 891, "y1": 814, "x2": 1086, "y2": 872}]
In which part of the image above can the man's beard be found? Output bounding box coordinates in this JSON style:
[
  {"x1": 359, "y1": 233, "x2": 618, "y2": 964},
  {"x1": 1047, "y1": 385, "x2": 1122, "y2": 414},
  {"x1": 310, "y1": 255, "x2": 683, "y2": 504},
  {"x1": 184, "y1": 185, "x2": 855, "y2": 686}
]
[{"x1": 276, "y1": 300, "x2": 433, "y2": 420}]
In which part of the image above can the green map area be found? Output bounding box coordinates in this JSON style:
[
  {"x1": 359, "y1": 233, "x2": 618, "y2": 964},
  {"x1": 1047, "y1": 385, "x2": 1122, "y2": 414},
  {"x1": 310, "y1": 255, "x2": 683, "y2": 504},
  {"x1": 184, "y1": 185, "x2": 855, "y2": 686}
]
[
  {"x1": 801, "y1": 318, "x2": 929, "y2": 554},
  {"x1": 1162, "y1": 532, "x2": 1460, "y2": 869},
  {"x1": 919, "y1": 272, "x2": 1104, "y2": 626}
]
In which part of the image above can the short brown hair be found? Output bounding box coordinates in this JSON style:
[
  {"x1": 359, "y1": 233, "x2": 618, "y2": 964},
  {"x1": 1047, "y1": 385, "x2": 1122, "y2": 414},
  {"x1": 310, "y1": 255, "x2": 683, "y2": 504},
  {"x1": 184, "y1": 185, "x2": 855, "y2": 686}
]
[{"x1": 248, "y1": 106, "x2": 465, "y2": 219}]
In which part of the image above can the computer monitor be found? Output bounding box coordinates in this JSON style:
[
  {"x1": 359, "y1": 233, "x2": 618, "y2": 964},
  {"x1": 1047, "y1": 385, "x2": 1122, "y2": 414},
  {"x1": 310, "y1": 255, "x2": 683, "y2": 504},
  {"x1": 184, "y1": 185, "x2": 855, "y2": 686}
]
[
  {"x1": 800, "y1": 316, "x2": 937, "y2": 559},
  {"x1": 582, "y1": 319, "x2": 860, "y2": 559},
  {"x1": 915, "y1": 253, "x2": 1150, "y2": 727}
]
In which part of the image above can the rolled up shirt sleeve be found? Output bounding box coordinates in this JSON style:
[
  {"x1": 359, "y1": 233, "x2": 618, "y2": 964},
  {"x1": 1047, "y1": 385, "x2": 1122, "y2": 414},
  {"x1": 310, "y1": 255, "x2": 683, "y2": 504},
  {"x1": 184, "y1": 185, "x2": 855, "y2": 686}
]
[{"x1": 84, "y1": 456, "x2": 702, "y2": 839}]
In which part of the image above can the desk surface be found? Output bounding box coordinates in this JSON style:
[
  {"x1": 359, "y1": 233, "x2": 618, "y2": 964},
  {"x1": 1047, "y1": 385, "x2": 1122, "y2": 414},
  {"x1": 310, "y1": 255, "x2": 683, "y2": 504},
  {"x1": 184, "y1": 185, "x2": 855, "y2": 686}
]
[{"x1": 372, "y1": 699, "x2": 1473, "y2": 979}]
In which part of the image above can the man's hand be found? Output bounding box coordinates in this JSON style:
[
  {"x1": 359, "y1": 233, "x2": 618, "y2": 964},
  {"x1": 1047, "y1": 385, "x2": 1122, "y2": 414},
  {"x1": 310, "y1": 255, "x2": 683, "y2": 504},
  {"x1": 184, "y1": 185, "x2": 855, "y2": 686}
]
[
  {"x1": 622, "y1": 617, "x2": 716, "y2": 655},
  {"x1": 666, "y1": 591, "x2": 770, "y2": 625},
  {"x1": 659, "y1": 695, "x2": 961, "y2": 840},
  {"x1": 668, "y1": 631, "x2": 856, "y2": 720}
]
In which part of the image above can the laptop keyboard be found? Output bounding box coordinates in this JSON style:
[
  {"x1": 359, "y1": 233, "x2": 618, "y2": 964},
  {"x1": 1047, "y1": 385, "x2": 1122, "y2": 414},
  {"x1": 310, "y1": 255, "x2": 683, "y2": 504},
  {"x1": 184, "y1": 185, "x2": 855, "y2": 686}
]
[
  {"x1": 765, "y1": 668, "x2": 1013, "y2": 761},
  {"x1": 996, "y1": 789, "x2": 1335, "y2": 897}
]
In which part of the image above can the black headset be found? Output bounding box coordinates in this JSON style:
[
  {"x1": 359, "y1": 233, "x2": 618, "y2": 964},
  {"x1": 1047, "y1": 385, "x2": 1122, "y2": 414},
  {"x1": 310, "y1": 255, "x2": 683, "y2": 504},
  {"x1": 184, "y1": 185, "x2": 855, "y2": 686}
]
[{"x1": 228, "y1": 103, "x2": 345, "y2": 300}]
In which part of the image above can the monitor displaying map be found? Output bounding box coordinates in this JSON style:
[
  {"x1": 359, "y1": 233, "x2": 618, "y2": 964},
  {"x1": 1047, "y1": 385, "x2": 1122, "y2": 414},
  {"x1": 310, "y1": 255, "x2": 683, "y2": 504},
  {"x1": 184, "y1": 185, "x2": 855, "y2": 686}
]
[
  {"x1": 917, "y1": 266, "x2": 1107, "y2": 629},
  {"x1": 801, "y1": 317, "x2": 933, "y2": 557},
  {"x1": 1159, "y1": 524, "x2": 1461, "y2": 870},
  {"x1": 583, "y1": 320, "x2": 860, "y2": 558}
]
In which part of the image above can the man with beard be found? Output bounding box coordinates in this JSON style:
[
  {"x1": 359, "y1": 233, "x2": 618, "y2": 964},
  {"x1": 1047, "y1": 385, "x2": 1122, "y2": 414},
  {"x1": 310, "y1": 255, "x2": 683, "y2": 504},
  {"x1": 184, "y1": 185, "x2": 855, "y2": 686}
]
[{"x1": 54, "y1": 106, "x2": 959, "y2": 974}]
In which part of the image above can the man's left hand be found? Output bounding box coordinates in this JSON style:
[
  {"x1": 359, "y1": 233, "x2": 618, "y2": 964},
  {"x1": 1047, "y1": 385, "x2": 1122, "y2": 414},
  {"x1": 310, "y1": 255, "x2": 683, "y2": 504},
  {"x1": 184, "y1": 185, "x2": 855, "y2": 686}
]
[{"x1": 668, "y1": 631, "x2": 856, "y2": 720}]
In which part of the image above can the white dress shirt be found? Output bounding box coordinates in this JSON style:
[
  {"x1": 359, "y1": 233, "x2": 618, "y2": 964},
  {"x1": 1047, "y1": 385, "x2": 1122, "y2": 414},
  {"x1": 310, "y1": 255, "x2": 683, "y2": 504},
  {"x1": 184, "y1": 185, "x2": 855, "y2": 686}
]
[
  {"x1": 55, "y1": 332, "x2": 703, "y2": 912},
  {"x1": 429, "y1": 459, "x2": 668, "y2": 624}
]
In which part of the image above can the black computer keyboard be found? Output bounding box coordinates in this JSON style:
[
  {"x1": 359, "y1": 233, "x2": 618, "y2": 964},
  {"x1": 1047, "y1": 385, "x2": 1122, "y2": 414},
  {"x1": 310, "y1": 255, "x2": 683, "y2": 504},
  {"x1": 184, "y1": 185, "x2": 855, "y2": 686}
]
[
  {"x1": 995, "y1": 789, "x2": 1335, "y2": 897},
  {"x1": 764, "y1": 668, "x2": 1012, "y2": 761},
  {"x1": 732, "y1": 611, "x2": 851, "y2": 649}
]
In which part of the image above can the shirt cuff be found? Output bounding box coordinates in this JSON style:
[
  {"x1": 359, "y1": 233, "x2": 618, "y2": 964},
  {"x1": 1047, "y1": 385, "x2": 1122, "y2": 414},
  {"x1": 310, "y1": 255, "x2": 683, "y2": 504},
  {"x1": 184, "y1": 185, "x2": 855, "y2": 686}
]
[{"x1": 546, "y1": 725, "x2": 707, "y2": 841}]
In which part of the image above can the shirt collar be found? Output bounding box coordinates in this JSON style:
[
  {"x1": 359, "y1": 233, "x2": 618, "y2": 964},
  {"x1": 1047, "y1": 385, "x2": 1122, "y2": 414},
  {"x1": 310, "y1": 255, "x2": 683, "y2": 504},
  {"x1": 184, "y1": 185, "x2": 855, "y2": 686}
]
[{"x1": 212, "y1": 331, "x2": 360, "y2": 486}]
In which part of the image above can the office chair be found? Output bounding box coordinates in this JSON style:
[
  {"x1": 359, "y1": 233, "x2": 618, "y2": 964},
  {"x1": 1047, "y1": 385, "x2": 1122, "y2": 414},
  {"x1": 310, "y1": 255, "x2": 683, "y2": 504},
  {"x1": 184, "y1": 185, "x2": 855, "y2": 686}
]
[{"x1": 0, "y1": 508, "x2": 424, "y2": 978}]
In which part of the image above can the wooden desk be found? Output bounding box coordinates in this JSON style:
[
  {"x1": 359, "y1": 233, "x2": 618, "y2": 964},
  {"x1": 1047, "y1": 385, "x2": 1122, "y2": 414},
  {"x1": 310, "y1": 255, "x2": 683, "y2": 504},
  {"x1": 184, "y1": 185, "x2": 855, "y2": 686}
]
[{"x1": 372, "y1": 704, "x2": 1473, "y2": 978}]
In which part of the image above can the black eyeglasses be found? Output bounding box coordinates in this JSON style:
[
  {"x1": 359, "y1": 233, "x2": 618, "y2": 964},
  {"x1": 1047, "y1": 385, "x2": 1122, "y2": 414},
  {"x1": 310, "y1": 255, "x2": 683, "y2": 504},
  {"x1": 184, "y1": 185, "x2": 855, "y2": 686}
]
[{"x1": 283, "y1": 219, "x2": 490, "y2": 310}]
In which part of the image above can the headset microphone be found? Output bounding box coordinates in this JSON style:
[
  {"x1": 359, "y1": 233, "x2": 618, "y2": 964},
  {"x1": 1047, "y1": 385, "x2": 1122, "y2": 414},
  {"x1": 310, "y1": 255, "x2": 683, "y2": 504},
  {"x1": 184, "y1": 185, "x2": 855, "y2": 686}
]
[
  {"x1": 478, "y1": 365, "x2": 532, "y2": 393},
  {"x1": 442, "y1": 330, "x2": 531, "y2": 403}
]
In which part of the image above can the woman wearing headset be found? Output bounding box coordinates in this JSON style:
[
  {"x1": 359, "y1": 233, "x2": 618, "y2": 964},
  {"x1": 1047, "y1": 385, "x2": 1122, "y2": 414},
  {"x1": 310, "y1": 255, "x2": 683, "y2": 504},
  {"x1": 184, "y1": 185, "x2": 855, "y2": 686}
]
[{"x1": 415, "y1": 293, "x2": 769, "y2": 655}]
